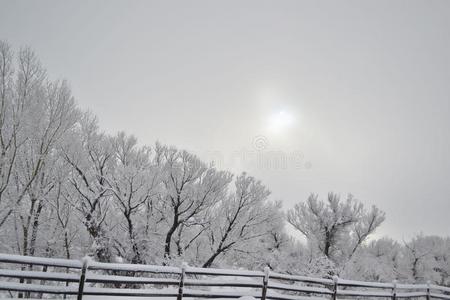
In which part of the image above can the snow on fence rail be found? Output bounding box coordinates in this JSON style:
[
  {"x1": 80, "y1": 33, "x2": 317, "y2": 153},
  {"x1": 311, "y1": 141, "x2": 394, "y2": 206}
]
[{"x1": 0, "y1": 253, "x2": 448, "y2": 300}]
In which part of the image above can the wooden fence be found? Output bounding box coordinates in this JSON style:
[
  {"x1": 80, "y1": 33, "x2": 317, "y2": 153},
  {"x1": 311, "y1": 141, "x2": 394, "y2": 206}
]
[{"x1": 0, "y1": 253, "x2": 450, "y2": 300}]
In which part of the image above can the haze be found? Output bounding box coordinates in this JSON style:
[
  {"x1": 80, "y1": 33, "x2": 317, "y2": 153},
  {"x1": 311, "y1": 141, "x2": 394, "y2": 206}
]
[{"x1": 1, "y1": 0, "x2": 449, "y2": 240}]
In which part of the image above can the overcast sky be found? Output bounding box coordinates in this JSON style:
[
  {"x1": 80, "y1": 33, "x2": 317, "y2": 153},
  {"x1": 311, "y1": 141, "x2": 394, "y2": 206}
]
[{"x1": 1, "y1": 0, "x2": 449, "y2": 241}]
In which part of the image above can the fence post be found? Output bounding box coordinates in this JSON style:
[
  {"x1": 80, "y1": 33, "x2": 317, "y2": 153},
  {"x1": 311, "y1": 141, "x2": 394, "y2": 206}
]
[
  {"x1": 177, "y1": 262, "x2": 187, "y2": 300},
  {"x1": 77, "y1": 257, "x2": 89, "y2": 300},
  {"x1": 261, "y1": 267, "x2": 270, "y2": 300},
  {"x1": 332, "y1": 276, "x2": 339, "y2": 300},
  {"x1": 391, "y1": 280, "x2": 397, "y2": 300},
  {"x1": 426, "y1": 281, "x2": 431, "y2": 300}
]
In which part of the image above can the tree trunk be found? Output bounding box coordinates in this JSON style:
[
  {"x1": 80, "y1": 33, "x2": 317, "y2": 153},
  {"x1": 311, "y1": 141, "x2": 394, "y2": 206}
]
[
  {"x1": 164, "y1": 209, "x2": 179, "y2": 259},
  {"x1": 126, "y1": 213, "x2": 142, "y2": 264}
]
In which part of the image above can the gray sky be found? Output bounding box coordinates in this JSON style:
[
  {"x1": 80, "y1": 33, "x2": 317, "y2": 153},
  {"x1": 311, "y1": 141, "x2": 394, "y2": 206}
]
[{"x1": 1, "y1": 0, "x2": 450, "y2": 240}]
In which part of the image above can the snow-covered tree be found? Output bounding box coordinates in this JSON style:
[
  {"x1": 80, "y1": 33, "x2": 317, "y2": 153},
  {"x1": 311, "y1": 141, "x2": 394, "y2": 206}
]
[
  {"x1": 155, "y1": 144, "x2": 232, "y2": 261},
  {"x1": 0, "y1": 43, "x2": 79, "y2": 260},
  {"x1": 342, "y1": 237, "x2": 401, "y2": 281},
  {"x1": 107, "y1": 132, "x2": 159, "y2": 263},
  {"x1": 398, "y1": 235, "x2": 450, "y2": 284},
  {"x1": 201, "y1": 173, "x2": 283, "y2": 268},
  {"x1": 287, "y1": 192, "x2": 385, "y2": 267},
  {"x1": 62, "y1": 113, "x2": 115, "y2": 262}
]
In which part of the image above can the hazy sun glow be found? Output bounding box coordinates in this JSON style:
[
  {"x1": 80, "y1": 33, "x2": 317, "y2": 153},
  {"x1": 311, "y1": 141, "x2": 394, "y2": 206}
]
[{"x1": 268, "y1": 110, "x2": 295, "y2": 134}]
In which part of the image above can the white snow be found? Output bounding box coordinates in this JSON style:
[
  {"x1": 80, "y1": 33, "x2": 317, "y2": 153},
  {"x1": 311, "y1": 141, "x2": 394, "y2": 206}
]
[
  {"x1": 185, "y1": 266, "x2": 263, "y2": 278},
  {"x1": 88, "y1": 261, "x2": 180, "y2": 274},
  {"x1": 336, "y1": 278, "x2": 393, "y2": 289},
  {"x1": 0, "y1": 253, "x2": 82, "y2": 269},
  {"x1": 269, "y1": 272, "x2": 333, "y2": 285},
  {"x1": 0, "y1": 268, "x2": 79, "y2": 282},
  {"x1": 268, "y1": 282, "x2": 332, "y2": 295},
  {"x1": 336, "y1": 289, "x2": 391, "y2": 297}
]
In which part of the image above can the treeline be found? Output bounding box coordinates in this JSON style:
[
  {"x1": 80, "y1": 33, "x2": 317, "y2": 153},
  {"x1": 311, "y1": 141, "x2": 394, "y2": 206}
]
[
  {"x1": 0, "y1": 40, "x2": 283, "y2": 268},
  {"x1": 0, "y1": 41, "x2": 449, "y2": 286}
]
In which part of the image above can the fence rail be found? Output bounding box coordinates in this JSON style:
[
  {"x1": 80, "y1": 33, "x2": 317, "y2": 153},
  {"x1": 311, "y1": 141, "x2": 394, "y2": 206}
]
[{"x1": 0, "y1": 253, "x2": 448, "y2": 300}]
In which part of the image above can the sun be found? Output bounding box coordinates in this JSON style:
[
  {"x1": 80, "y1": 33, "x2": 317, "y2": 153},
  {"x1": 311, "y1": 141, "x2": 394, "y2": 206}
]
[{"x1": 268, "y1": 110, "x2": 295, "y2": 134}]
